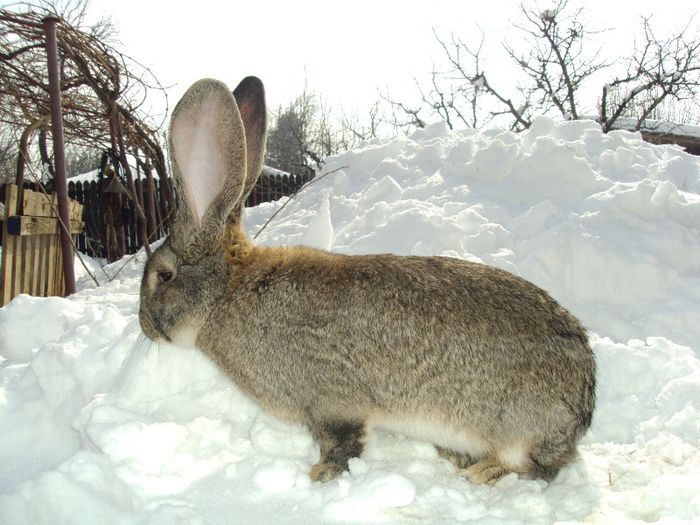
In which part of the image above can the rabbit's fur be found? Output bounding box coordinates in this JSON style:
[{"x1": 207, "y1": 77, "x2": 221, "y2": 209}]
[{"x1": 140, "y1": 77, "x2": 596, "y2": 485}]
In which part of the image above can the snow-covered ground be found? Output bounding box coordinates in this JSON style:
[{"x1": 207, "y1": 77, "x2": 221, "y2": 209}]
[{"x1": 1, "y1": 116, "x2": 699, "y2": 524}]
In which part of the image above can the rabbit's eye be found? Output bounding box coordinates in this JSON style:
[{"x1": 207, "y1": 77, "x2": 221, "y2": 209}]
[{"x1": 157, "y1": 271, "x2": 173, "y2": 284}]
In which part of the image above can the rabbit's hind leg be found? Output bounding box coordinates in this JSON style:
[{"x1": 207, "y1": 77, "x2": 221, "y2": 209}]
[
  {"x1": 463, "y1": 441, "x2": 530, "y2": 484},
  {"x1": 309, "y1": 419, "x2": 366, "y2": 482},
  {"x1": 436, "y1": 446, "x2": 473, "y2": 470},
  {"x1": 462, "y1": 437, "x2": 579, "y2": 484},
  {"x1": 463, "y1": 456, "x2": 513, "y2": 484}
]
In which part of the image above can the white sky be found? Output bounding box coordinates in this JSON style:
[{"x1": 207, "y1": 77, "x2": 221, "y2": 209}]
[{"x1": 89, "y1": 0, "x2": 698, "y2": 125}]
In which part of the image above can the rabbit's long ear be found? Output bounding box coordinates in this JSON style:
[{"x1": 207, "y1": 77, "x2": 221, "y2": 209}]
[
  {"x1": 230, "y1": 76, "x2": 267, "y2": 222},
  {"x1": 168, "y1": 79, "x2": 247, "y2": 257}
]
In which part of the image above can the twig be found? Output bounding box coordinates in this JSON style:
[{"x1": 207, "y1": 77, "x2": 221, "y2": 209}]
[
  {"x1": 253, "y1": 165, "x2": 348, "y2": 240},
  {"x1": 107, "y1": 248, "x2": 143, "y2": 282},
  {"x1": 84, "y1": 235, "x2": 112, "y2": 281}
]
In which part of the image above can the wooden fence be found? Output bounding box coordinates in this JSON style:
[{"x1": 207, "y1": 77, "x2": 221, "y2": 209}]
[
  {"x1": 1, "y1": 184, "x2": 84, "y2": 306},
  {"x1": 246, "y1": 171, "x2": 314, "y2": 207},
  {"x1": 68, "y1": 176, "x2": 172, "y2": 260},
  {"x1": 66, "y1": 170, "x2": 314, "y2": 261}
]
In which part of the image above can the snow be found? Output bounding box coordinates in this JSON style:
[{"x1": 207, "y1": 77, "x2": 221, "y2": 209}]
[
  {"x1": 70, "y1": 165, "x2": 284, "y2": 184},
  {"x1": 470, "y1": 75, "x2": 485, "y2": 90},
  {"x1": 68, "y1": 168, "x2": 101, "y2": 183},
  {"x1": 1, "y1": 115, "x2": 700, "y2": 524},
  {"x1": 262, "y1": 165, "x2": 291, "y2": 178}
]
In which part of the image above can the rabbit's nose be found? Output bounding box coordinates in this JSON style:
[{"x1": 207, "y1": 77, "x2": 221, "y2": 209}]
[{"x1": 139, "y1": 308, "x2": 169, "y2": 342}]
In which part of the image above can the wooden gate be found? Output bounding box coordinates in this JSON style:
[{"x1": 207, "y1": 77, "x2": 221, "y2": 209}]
[{"x1": 1, "y1": 184, "x2": 84, "y2": 306}]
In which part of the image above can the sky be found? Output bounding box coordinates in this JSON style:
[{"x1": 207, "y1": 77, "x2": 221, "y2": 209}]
[{"x1": 75, "y1": 0, "x2": 700, "y2": 126}]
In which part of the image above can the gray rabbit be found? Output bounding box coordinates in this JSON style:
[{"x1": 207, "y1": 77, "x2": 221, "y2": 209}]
[{"x1": 139, "y1": 77, "x2": 596, "y2": 485}]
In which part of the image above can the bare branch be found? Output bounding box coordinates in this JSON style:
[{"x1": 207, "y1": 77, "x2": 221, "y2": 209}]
[
  {"x1": 0, "y1": 3, "x2": 169, "y2": 183},
  {"x1": 600, "y1": 15, "x2": 700, "y2": 131}
]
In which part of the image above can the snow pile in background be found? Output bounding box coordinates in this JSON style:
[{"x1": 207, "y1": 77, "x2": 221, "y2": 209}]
[{"x1": 1, "y1": 116, "x2": 699, "y2": 524}]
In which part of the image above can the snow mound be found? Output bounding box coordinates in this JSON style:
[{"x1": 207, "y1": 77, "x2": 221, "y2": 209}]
[{"x1": 1, "y1": 116, "x2": 699, "y2": 524}]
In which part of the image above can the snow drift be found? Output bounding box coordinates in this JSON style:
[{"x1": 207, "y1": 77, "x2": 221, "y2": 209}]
[{"x1": 1, "y1": 116, "x2": 699, "y2": 524}]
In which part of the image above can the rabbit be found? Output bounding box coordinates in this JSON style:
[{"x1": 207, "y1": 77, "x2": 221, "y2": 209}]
[{"x1": 139, "y1": 76, "x2": 596, "y2": 485}]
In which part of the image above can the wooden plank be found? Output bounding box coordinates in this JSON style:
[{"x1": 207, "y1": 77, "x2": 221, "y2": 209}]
[
  {"x1": 22, "y1": 188, "x2": 54, "y2": 217},
  {"x1": 24, "y1": 234, "x2": 34, "y2": 295},
  {"x1": 50, "y1": 194, "x2": 59, "y2": 218},
  {"x1": 3, "y1": 232, "x2": 8, "y2": 304},
  {"x1": 20, "y1": 187, "x2": 81, "y2": 219},
  {"x1": 30, "y1": 234, "x2": 41, "y2": 295},
  {"x1": 6, "y1": 233, "x2": 18, "y2": 304},
  {"x1": 17, "y1": 233, "x2": 32, "y2": 294},
  {"x1": 56, "y1": 237, "x2": 64, "y2": 297},
  {"x1": 1, "y1": 185, "x2": 19, "y2": 305},
  {"x1": 69, "y1": 200, "x2": 82, "y2": 221},
  {"x1": 52, "y1": 235, "x2": 59, "y2": 297},
  {"x1": 5, "y1": 184, "x2": 20, "y2": 215},
  {"x1": 1, "y1": 186, "x2": 10, "y2": 305},
  {"x1": 26, "y1": 237, "x2": 33, "y2": 294},
  {"x1": 7, "y1": 216, "x2": 84, "y2": 236},
  {"x1": 46, "y1": 232, "x2": 57, "y2": 297},
  {"x1": 9, "y1": 231, "x2": 23, "y2": 297},
  {"x1": 38, "y1": 233, "x2": 49, "y2": 297},
  {"x1": 53, "y1": 234, "x2": 59, "y2": 296}
]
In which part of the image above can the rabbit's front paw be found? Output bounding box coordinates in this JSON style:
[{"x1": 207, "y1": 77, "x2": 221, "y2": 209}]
[{"x1": 309, "y1": 419, "x2": 366, "y2": 482}]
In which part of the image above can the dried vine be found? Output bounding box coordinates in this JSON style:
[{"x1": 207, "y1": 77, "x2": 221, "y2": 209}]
[{"x1": 1, "y1": 2, "x2": 176, "y2": 259}]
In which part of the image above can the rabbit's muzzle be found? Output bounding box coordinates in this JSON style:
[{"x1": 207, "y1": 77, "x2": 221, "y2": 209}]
[{"x1": 139, "y1": 306, "x2": 169, "y2": 342}]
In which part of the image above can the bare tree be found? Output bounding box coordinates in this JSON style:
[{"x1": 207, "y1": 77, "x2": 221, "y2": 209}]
[
  {"x1": 266, "y1": 86, "x2": 355, "y2": 175},
  {"x1": 338, "y1": 101, "x2": 383, "y2": 148},
  {"x1": 400, "y1": 0, "x2": 700, "y2": 133},
  {"x1": 383, "y1": 28, "x2": 533, "y2": 133},
  {"x1": 21, "y1": 0, "x2": 116, "y2": 39},
  {"x1": 432, "y1": 29, "x2": 533, "y2": 131},
  {"x1": 64, "y1": 143, "x2": 101, "y2": 177},
  {"x1": 379, "y1": 91, "x2": 428, "y2": 130},
  {"x1": 266, "y1": 96, "x2": 312, "y2": 176},
  {"x1": 600, "y1": 17, "x2": 700, "y2": 132},
  {"x1": 505, "y1": 1, "x2": 608, "y2": 121}
]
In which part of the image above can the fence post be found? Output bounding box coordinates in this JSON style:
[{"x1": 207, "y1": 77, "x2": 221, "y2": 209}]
[{"x1": 43, "y1": 16, "x2": 76, "y2": 296}]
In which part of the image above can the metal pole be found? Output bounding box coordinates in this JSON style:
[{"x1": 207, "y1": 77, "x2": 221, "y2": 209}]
[{"x1": 43, "y1": 16, "x2": 76, "y2": 296}]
